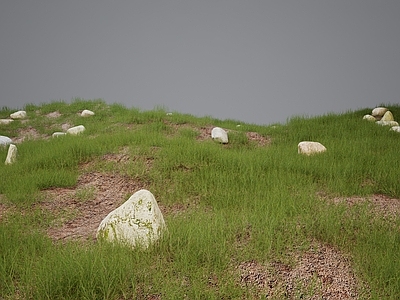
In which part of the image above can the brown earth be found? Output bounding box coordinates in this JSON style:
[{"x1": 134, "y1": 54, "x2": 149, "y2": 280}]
[{"x1": 238, "y1": 241, "x2": 367, "y2": 299}]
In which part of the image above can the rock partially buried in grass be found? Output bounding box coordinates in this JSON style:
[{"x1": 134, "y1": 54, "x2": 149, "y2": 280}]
[
  {"x1": 0, "y1": 136, "x2": 12, "y2": 147},
  {"x1": 390, "y1": 126, "x2": 400, "y2": 133},
  {"x1": 298, "y1": 141, "x2": 327, "y2": 155},
  {"x1": 81, "y1": 109, "x2": 95, "y2": 117},
  {"x1": 0, "y1": 119, "x2": 14, "y2": 125},
  {"x1": 67, "y1": 125, "x2": 86, "y2": 135},
  {"x1": 5, "y1": 144, "x2": 17, "y2": 165},
  {"x1": 381, "y1": 110, "x2": 394, "y2": 122},
  {"x1": 96, "y1": 189, "x2": 166, "y2": 249},
  {"x1": 10, "y1": 110, "x2": 27, "y2": 119},
  {"x1": 362, "y1": 114, "x2": 376, "y2": 122},
  {"x1": 211, "y1": 127, "x2": 228, "y2": 144},
  {"x1": 376, "y1": 120, "x2": 399, "y2": 127},
  {"x1": 52, "y1": 132, "x2": 67, "y2": 138}
]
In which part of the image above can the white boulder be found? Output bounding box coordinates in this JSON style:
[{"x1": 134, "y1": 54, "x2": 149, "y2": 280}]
[
  {"x1": 81, "y1": 109, "x2": 95, "y2": 117},
  {"x1": 66, "y1": 125, "x2": 86, "y2": 135},
  {"x1": 5, "y1": 144, "x2": 17, "y2": 165},
  {"x1": 211, "y1": 127, "x2": 228, "y2": 144},
  {"x1": 376, "y1": 120, "x2": 399, "y2": 127},
  {"x1": 362, "y1": 115, "x2": 376, "y2": 122},
  {"x1": 298, "y1": 141, "x2": 327, "y2": 155},
  {"x1": 371, "y1": 107, "x2": 388, "y2": 118},
  {"x1": 381, "y1": 110, "x2": 394, "y2": 122},
  {"x1": 0, "y1": 119, "x2": 14, "y2": 125},
  {"x1": 96, "y1": 189, "x2": 166, "y2": 249},
  {"x1": 0, "y1": 136, "x2": 12, "y2": 147},
  {"x1": 390, "y1": 126, "x2": 400, "y2": 133},
  {"x1": 10, "y1": 110, "x2": 27, "y2": 119}
]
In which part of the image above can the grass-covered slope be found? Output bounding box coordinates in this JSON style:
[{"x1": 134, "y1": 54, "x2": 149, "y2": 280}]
[{"x1": 0, "y1": 99, "x2": 399, "y2": 299}]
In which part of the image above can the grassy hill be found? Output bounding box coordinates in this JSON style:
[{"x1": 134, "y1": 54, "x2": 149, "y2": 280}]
[{"x1": 0, "y1": 99, "x2": 399, "y2": 299}]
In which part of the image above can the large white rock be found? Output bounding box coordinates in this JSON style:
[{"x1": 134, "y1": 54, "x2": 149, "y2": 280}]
[
  {"x1": 0, "y1": 119, "x2": 14, "y2": 125},
  {"x1": 0, "y1": 136, "x2": 12, "y2": 147},
  {"x1": 96, "y1": 189, "x2": 166, "y2": 248},
  {"x1": 371, "y1": 107, "x2": 388, "y2": 118},
  {"x1": 211, "y1": 127, "x2": 228, "y2": 144},
  {"x1": 5, "y1": 144, "x2": 17, "y2": 165},
  {"x1": 81, "y1": 109, "x2": 95, "y2": 117},
  {"x1": 298, "y1": 141, "x2": 327, "y2": 155},
  {"x1": 66, "y1": 125, "x2": 86, "y2": 135},
  {"x1": 381, "y1": 110, "x2": 394, "y2": 122},
  {"x1": 10, "y1": 110, "x2": 27, "y2": 119}
]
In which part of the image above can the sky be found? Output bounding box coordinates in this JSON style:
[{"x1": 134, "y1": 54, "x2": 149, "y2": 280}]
[{"x1": 1, "y1": 1, "x2": 399, "y2": 125}]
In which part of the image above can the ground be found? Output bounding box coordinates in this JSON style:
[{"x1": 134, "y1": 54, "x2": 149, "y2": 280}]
[{"x1": 1, "y1": 114, "x2": 399, "y2": 299}]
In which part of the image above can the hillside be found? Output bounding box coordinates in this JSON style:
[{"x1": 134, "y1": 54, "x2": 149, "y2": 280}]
[{"x1": 0, "y1": 99, "x2": 399, "y2": 299}]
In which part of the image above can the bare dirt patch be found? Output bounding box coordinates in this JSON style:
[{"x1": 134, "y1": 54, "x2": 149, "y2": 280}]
[
  {"x1": 238, "y1": 242, "x2": 367, "y2": 299},
  {"x1": 100, "y1": 146, "x2": 131, "y2": 164},
  {"x1": 196, "y1": 125, "x2": 215, "y2": 141},
  {"x1": 246, "y1": 131, "x2": 272, "y2": 147},
  {"x1": 45, "y1": 111, "x2": 62, "y2": 118},
  {"x1": 12, "y1": 126, "x2": 48, "y2": 143},
  {"x1": 0, "y1": 198, "x2": 13, "y2": 222},
  {"x1": 61, "y1": 123, "x2": 72, "y2": 131},
  {"x1": 41, "y1": 172, "x2": 148, "y2": 241},
  {"x1": 325, "y1": 193, "x2": 400, "y2": 220}
]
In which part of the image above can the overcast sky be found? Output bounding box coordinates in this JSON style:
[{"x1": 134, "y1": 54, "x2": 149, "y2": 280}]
[{"x1": 1, "y1": 1, "x2": 399, "y2": 125}]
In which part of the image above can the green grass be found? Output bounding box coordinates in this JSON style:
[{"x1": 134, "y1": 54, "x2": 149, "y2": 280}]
[{"x1": 0, "y1": 99, "x2": 399, "y2": 299}]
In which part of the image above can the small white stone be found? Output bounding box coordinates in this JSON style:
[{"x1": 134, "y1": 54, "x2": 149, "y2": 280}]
[
  {"x1": 390, "y1": 126, "x2": 400, "y2": 133},
  {"x1": 5, "y1": 144, "x2": 17, "y2": 165},
  {"x1": 0, "y1": 119, "x2": 14, "y2": 125},
  {"x1": 0, "y1": 136, "x2": 12, "y2": 147},
  {"x1": 67, "y1": 125, "x2": 86, "y2": 135},
  {"x1": 10, "y1": 110, "x2": 27, "y2": 119},
  {"x1": 298, "y1": 141, "x2": 327, "y2": 155},
  {"x1": 81, "y1": 109, "x2": 95, "y2": 117},
  {"x1": 211, "y1": 127, "x2": 228, "y2": 144},
  {"x1": 52, "y1": 132, "x2": 67, "y2": 138},
  {"x1": 362, "y1": 114, "x2": 376, "y2": 122}
]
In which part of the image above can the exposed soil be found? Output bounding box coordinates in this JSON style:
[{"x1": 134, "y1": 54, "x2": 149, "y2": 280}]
[
  {"x1": 45, "y1": 111, "x2": 62, "y2": 118},
  {"x1": 41, "y1": 171, "x2": 147, "y2": 241},
  {"x1": 339, "y1": 194, "x2": 400, "y2": 219},
  {"x1": 246, "y1": 131, "x2": 272, "y2": 147},
  {"x1": 238, "y1": 242, "x2": 367, "y2": 299},
  {"x1": 320, "y1": 192, "x2": 400, "y2": 220},
  {"x1": 12, "y1": 126, "x2": 48, "y2": 143}
]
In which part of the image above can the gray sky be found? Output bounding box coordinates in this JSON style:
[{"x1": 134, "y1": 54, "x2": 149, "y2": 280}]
[{"x1": 1, "y1": 1, "x2": 399, "y2": 125}]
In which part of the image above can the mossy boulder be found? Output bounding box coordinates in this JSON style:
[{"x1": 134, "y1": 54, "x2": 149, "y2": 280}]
[{"x1": 96, "y1": 189, "x2": 166, "y2": 249}]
